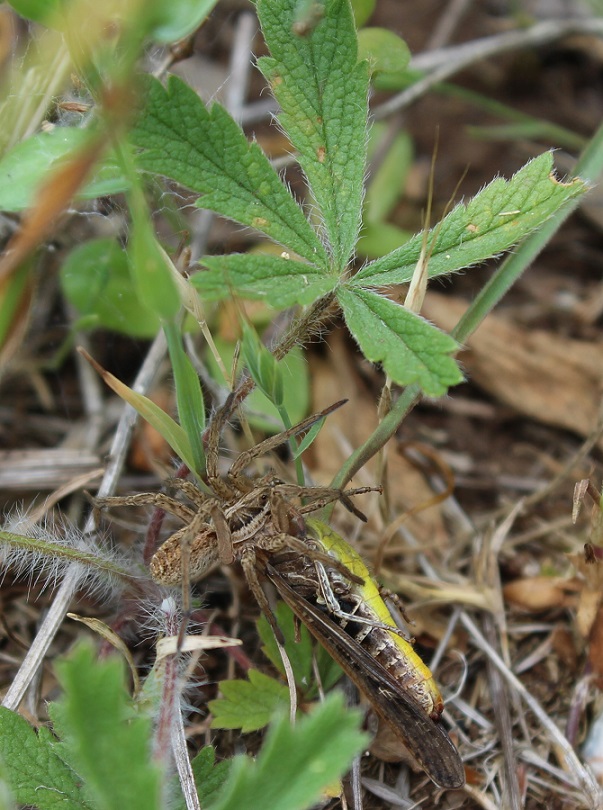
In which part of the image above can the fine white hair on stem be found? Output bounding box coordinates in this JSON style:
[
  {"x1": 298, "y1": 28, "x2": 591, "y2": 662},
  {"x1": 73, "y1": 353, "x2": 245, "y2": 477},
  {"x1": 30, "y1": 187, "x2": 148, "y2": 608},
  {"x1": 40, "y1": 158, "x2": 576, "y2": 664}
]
[{"x1": 0, "y1": 506, "x2": 139, "y2": 601}]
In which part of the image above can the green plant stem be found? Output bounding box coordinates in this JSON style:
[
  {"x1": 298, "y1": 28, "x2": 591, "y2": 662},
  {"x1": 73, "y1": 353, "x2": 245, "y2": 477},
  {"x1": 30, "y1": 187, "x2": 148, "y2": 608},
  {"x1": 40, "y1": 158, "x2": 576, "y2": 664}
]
[
  {"x1": 328, "y1": 119, "x2": 603, "y2": 505},
  {"x1": 215, "y1": 293, "x2": 338, "y2": 429},
  {"x1": 0, "y1": 530, "x2": 136, "y2": 584},
  {"x1": 276, "y1": 405, "x2": 305, "y2": 487},
  {"x1": 439, "y1": 82, "x2": 586, "y2": 152}
]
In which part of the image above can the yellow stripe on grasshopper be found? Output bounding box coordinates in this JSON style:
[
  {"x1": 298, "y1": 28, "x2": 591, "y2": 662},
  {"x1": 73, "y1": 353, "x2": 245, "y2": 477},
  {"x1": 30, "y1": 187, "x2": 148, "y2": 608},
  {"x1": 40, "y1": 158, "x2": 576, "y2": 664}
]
[{"x1": 305, "y1": 518, "x2": 443, "y2": 719}]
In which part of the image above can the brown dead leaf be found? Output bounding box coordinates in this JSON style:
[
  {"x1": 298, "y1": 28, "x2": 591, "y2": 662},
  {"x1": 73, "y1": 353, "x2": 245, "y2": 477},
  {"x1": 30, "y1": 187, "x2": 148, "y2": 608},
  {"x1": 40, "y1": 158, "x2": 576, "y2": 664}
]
[
  {"x1": 503, "y1": 575, "x2": 581, "y2": 611},
  {"x1": 422, "y1": 292, "x2": 603, "y2": 448},
  {"x1": 551, "y1": 624, "x2": 578, "y2": 667},
  {"x1": 308, "y1": 331, "x2": 448, "y2": 552},
  {"x1": 568, "y1": 545, "x2": 603, "y2": 638},
  {"x1": 129, "y1": 387, "x2": 175, "y2": 472}
]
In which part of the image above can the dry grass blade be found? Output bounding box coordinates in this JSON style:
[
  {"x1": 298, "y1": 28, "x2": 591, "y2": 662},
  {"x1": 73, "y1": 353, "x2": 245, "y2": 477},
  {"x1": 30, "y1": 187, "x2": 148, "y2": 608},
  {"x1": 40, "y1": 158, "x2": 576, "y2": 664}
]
[
  {"x1": 1, "y1": 333, "x2": 168, "y2": 712},
  {"x1": 461, "y1": 613, "x2": 602, "y2": 809}
]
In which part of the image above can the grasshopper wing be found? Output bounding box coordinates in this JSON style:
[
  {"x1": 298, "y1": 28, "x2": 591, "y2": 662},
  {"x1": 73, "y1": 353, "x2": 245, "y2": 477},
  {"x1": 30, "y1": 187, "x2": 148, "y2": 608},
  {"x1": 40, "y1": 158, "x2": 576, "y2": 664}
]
[{"x1": 267, "y1": 564, "x2": 465, "y2": 790}]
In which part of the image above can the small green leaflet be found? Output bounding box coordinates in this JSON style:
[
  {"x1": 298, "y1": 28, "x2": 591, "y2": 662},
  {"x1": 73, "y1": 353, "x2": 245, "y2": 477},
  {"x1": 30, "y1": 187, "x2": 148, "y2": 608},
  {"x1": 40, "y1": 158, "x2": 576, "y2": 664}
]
[
  {"x1": 0, "y1": 128, "x2": 129, "y2": 213},
  {"x1": 257, "y1": 603, "x2": 343, "y2": 695},
  {"x1": 190, "y1": 748, "x2": 233, "y2": 808},
  {"x1": 131, "y1": 75, "x2": 327, "y2": 268},
  {"x1": 206, "y1": 693, "x2": 368, "y2": 810},
  {"x1": 257, "y1": 0, "x2": 369, "y2": 270},
  {"x1": 209, "y1": 669, "x2": 290, "y2": 733},
  {"x1": 193, "y1": 254, "x2": 337, "y2": 308},
  {"x1": 60, "y1": 238, "x2": 161, "y2": 338},
  {"x1": 151, "y1": 0, "x2": 220, "y2": 43},
  {"x1": 337, "y1": 287, "x2": 462, "y2": 397},
  {"x1": 357, "y1": 28, "x2": 411, "y2": 77},
  {"x1": 51, "y1": 643, "x2": 162, "y2": 810},
  {"x1": 354, "y1": 152, "x2": 587, "y2": 287},
  {"x1": 0, "y1": 707, "x2": 89, "y2": 810}
]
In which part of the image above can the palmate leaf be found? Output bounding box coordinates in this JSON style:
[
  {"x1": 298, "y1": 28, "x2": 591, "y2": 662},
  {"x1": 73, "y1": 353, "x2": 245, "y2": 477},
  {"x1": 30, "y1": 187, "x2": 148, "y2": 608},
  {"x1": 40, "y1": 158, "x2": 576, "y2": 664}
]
[
  {"x1": 257, "y1": 0, "x2": 369, "y2": 270},
  {"x1": 207, "y1": 693, "x2": 367, "y2": 810},
  {"x1": 208, "y1": 670, "x2": 290, "y2": 733},
  {"x1": 190, "y1": 748, "x2": 233, "y2": 808},
  {"x1": 337, "y1": 286, "x2": 462, "y2": 396},
  {"x1": 131, "y1": 75, "x2": 327, "y2": 268},
  {"x1": 353, "y1": 152, "x2": 587, "y2": 287},
  {"x1": 51, "y1": 643, "x2": 162, "y2": 810}
]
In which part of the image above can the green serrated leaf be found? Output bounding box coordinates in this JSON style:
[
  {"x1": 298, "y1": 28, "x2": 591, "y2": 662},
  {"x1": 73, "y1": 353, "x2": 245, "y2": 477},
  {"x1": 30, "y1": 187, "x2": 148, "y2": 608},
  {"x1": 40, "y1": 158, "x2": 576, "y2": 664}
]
[
  {"x1": 354, "y1": 152, "x2": 587, "y2": 287},
  {"x1": 131, "y1": 75, "x2": 327, "y2": 267},
  {"x1": 52, "y1": 642, "x2": 162, "y2": 810},
  {"x1": 191, "y1": 747, "x2": 233, "y2": 807},
  {"x1": 0, "y1": 707, "x2": 88, "y2": 810},
  {"x1": 209, "y1": 670, "x2": 290, "y2": 733},
  {"x1": 0, "y1": 128, "x2": 129, "y2": 213},
  {"x1": 206, "y1": 693, "x2": 368, "y2": 810},
  {"x1": 60, "y1": 238, "x2": 161, "y2": 338},
  {"x1": 257, "y1": 0, "x2": 369, "y2": 269},
  {"x1": 194, "y1": 254, "x2": 336, "y2": 308},
  {"x1": 338, "y1": 286, "x2": 462, "y2": 396}
]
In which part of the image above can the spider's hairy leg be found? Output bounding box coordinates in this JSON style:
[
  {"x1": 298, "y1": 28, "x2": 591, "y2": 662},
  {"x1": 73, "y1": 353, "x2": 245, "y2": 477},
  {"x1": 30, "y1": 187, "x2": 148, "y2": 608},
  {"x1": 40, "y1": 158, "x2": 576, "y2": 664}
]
[
  {"x1": 288, "y1": 484, "x2": 381, "y2": 522},
  {"x1": 163, "y1": 478, "x2": 214, "y2": 510},
  {"x1": 269, "y1": 488, "x2": 305, "y2": 536},
  {"x1": 203, "y1": 406, "x2": 236, "y2": 500},
  {"x1": 210, "y1": 504, "x2": 235, "y2": 565},
  {"x1": 239, "y1": 546, "x2": 284, "y2": 644},
  {"x1": 94, "y1": 492, "x2": 196, "y2": 524},
  {"x1": 227, "y1": 400, "x2": 347, "y2": 481},
  {"x1": 265, "y1": 491, "x2": 365, "y2": 586}
]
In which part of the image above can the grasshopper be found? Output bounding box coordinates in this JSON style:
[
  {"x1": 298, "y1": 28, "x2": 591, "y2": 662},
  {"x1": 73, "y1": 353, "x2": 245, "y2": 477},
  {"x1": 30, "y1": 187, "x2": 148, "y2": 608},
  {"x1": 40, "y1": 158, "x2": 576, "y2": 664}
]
[
  {"x1": 96, "y1": 401, "x2": 464, "y2": 789},
  {"x1": 264, "y1": 519, "x2": 464, "y2": 789}
]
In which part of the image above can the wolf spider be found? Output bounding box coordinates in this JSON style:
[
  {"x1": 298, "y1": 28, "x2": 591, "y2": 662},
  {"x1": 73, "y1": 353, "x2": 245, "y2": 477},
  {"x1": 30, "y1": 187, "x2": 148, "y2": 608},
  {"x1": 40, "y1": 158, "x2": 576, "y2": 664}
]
[{"x1": 95, "y1": 399, "x2": 374, "y2": 638}]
